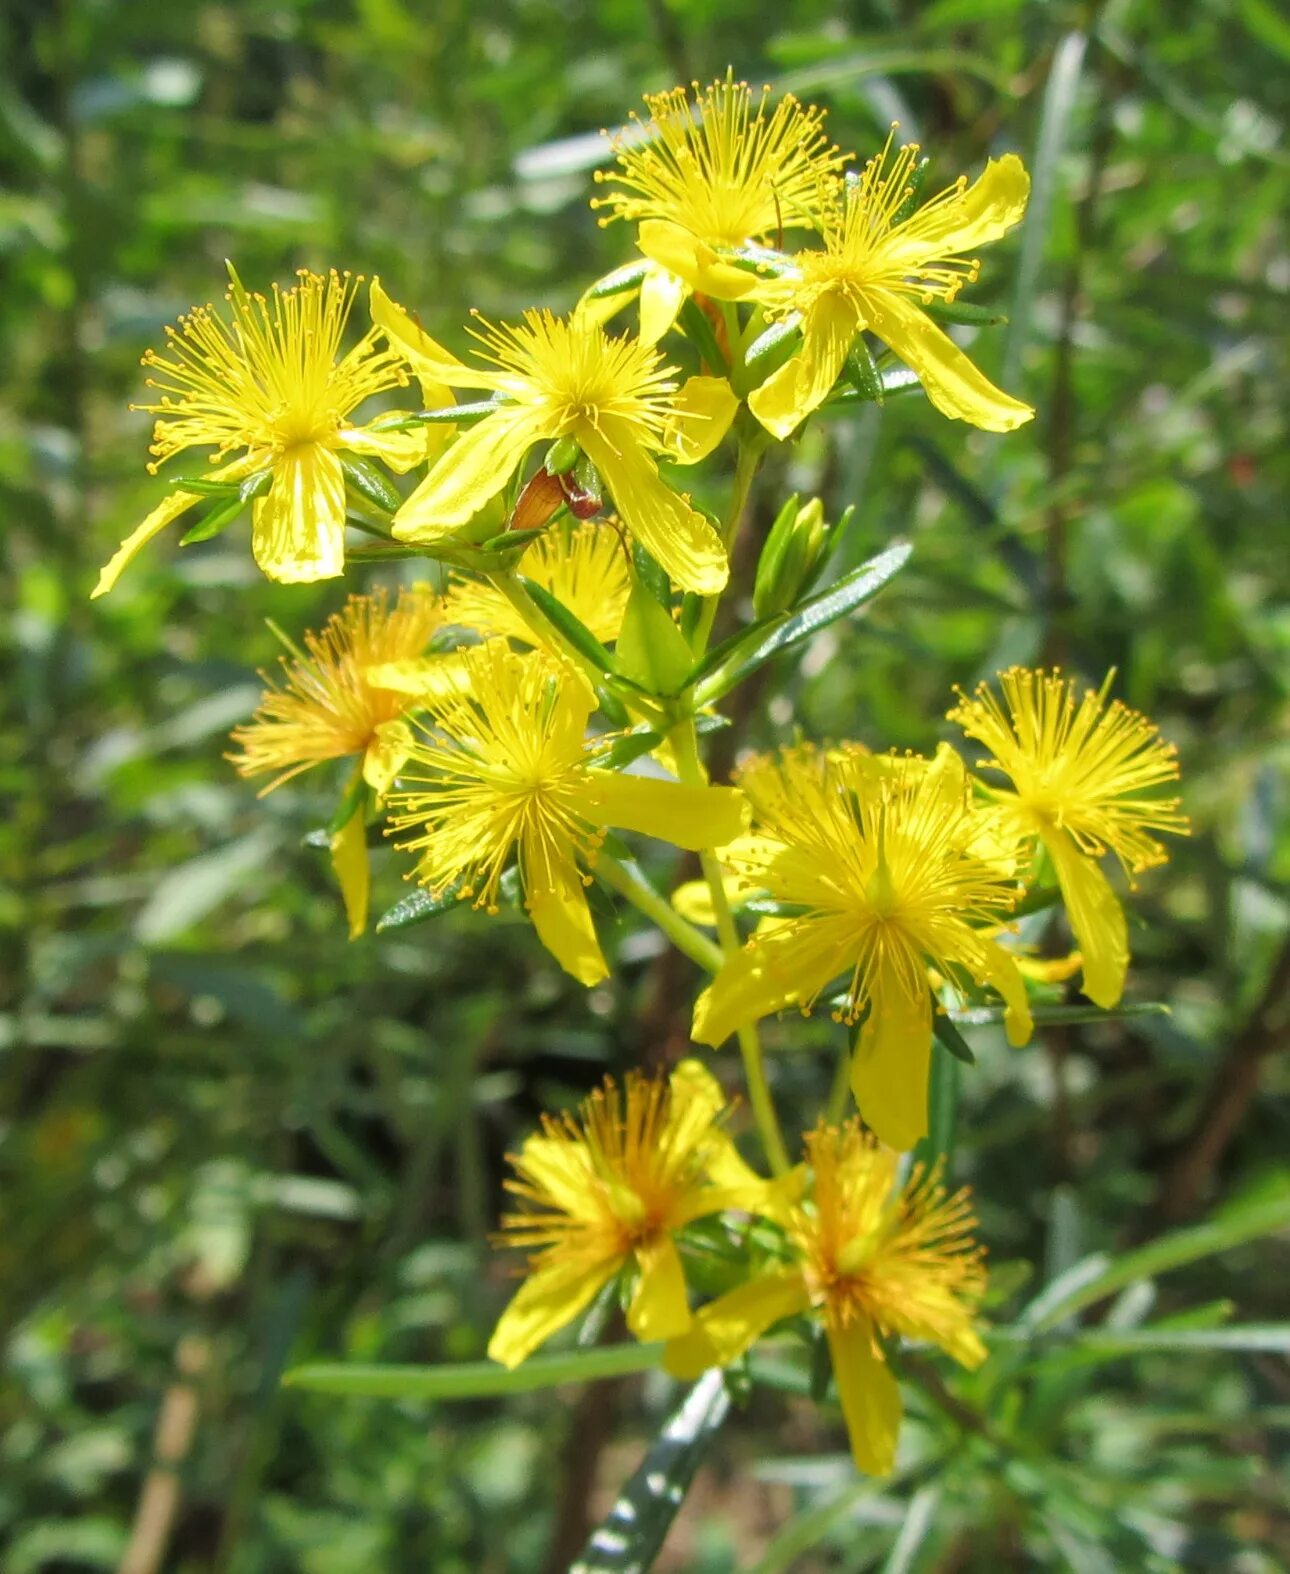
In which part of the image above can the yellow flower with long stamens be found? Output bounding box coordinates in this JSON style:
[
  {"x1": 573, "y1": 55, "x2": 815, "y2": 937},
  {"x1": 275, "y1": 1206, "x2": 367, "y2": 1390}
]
[
  {"x1": 666, "y1": 1120, "x2": 987, "y2": 1476},
  {"x1": 489, "y1": 1059, "x2": 791, "y2": 1368},
  {"x1": 384, "y1": 641, "x2": 747, "y2": 985},
  {"x1": 692, "y1": 744, "x2": 1033, "y2": 1151},
  {"x1": 589, "y1": 76, "x2": 847, "y2": 343},
  {"x1": 746, "y1": 135, "x2": 1033, "y2": 438},
  {"x1": 93, "y1": 269, "x2": 431, "y2": 597},
  {"x1": 369, "y1": 283, "x2": 737, "y2": 594},
  {"x1": 948, "y1": 668, "x2": 1188, "y2": 1010},
  {"x1": 447, "y1": 521, "x2": 633, "y2": 646},
  {"x1": 227, "y1": 586, "x2": 451, "y2": 937}
]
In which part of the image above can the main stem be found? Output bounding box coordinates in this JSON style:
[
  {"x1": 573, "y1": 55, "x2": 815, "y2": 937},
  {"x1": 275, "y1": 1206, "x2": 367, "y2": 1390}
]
[{"x1": 671, "y1": 720, "x2": 791, "y2": 1178}]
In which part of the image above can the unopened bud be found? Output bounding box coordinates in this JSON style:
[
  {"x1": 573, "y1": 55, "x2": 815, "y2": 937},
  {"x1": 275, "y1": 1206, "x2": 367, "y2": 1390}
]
[
  {"x1": 560, "y1": 453, "x2": 603, "y2": 520},
  {"x1": 510, "y1": 466, "x2": 565, "y2": 531},
  {"x1": 753, "y1": 495, "x2": 838, "y2": 618},
  {"x1": 544, "y1": 436, "x2": 581, "y2": 475}
]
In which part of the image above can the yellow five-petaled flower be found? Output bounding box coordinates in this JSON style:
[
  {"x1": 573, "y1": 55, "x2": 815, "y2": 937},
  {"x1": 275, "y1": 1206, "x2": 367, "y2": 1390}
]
[
  {"x1": 666, "y1": 1121, "x2": 987, "y2": 1476},
  {"x1": 747, "y1": 135, "x2": 1033, "y2": 438},
  {"x1": 948, "y1": 667, "x2": 1188, "y2": 1010},
  {"x1": 489, "y1": 1060, "x2": 791, "y2": 1367},
  {"x1": 383, "y1": 642, "x2": 748, "y2": 986},
  {"x1": 370, "y1": 283, "x2": 737, "y2": 594},
  {"x1": 692, "y1": 745, "x2": 1033, "y2": 1151},
  {"x1": 94, "y1": 268, "x2": 425, "y2": 597}
]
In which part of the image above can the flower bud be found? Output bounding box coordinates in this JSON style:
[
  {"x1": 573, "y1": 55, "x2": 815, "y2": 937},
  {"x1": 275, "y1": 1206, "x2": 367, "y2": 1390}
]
[{"x1": 753, "y1": 495, "x2": 839, "y2": 618}]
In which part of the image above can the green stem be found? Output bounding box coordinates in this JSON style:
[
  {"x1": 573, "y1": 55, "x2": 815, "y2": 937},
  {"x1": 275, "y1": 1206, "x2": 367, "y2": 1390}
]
[
  {"x1": 691, "y1": 440, "x2": 762, "y2": 659},
  {"x1": 595, "y1": 855, "x2": 724, "y2": 974},
  {"x1": 671, "y1": 721, "x2": 791, "y2": 1177}
]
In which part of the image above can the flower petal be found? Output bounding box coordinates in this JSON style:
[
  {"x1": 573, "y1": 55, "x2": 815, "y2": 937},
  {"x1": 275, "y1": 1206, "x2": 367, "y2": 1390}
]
[
  {"x1": 851, "y1": 980, "x2": 934, "y2": 1151},
  {"x1": 663, "y1": 376, "x2": 739, "y2": 465},
  {"x1": 329, "y1": 806, "x2": 370, "y2": 940},
  {"x1": 580, "y1": 426, "x2": 728, "y2": 595},
  {"x1": 885, "y1": 154, "x2": 1030, "y2": 266},
  {"x1": 393, "y1": 405, "x2": 550, "y2": 539},
  {"x1": 637, "y1": 219, "x2": 765, "y2": 301},
  {"x1": 576, "y1": 771, "x2": 747, "y2": 852},
  {"x1": 970, "y1": 938, "x2": 1034, "y2": 1048},
  {"x1": 627, "y1": 1235, "x2": 692, "y2": 1342},
  {"x1": 1045, "y1": 830, "x2": 1128, "y2": 1009},
  {"x1": 639, "y1": 263, "x2": 690, "y2": 346},
  {"x1": 339, "y1": 420, "x2": 439, "y2": 474},
  {"x1": 524, "y1": 845, "x2": 608, "y2": 987},
  {"x1": 826, "y1": 1318, "x2": 902, "y2": 1476},
  {"x1": 664, "y1": 1270, "x2": 809, "y2": 1379},
  {"x1": 863, "y1": 292, "x2": 1033, "y2": 433},
  {"x1": 692, "y1": 918, "x2": 854, "y2": 1047},
  {"x1": 251, "y1": 445, "x2": 347, "y2": 584},
  {"x1": 370, "y1": 278, "x2": 500, "y2": 392},
  {"x1": 91, "y1": 487, "x2": 203, "y2": 599},
  {"x1": 748, "y1": 294, "x2": 862, "y2": 440},
  {"x1": 362, "y1": 718, "x2": 415, "y2": 798},
  {"x1": 487, "y1": 1255, "x2": 619, "y2": 1369}
]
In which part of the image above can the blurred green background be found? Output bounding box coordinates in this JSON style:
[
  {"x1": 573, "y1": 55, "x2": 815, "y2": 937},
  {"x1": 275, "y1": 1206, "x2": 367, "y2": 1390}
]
[{"x1": 3, "y1": 1, "x2": 1288, "y2": 1569}]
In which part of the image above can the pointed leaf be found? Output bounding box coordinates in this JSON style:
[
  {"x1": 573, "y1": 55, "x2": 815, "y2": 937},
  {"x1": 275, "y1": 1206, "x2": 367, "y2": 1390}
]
[
  {"x1": 284, "y1": 1342, "x2": 662, "y2": 1400},
  {"x1": 519, "y1": 574, "x2": 617, "y2": 675}
]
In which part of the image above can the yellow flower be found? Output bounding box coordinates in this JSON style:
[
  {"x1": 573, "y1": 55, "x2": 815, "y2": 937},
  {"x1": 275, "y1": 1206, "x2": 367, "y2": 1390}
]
[
  {"x1": 666, "y1": 1120, "x2": 987, "y2": 1475},
  {"x1": 746, "y1": 136, "x2": 1033, "y2": 438},
  {"x1": 227, "y1": 586, "x2": 450, "y2": 938},
  {"x1": 489, "y1": 1060, "x2": 789, "y2": 1367},
  {"x1": 370, "y1": 282, "x2": 737, "y2": 594},
  {"x1": 446, "y1": 521, "x2": 633, "y2": 646},
  {"x1": 948, "y1": 668, "x2": 1188, "y2": 1010},
  {"x1": 384, "y1": 642, "x2": 747, "y2": 985},
  {"x1": 590, "y1": 76, "x2": 846, "y2": 343},
  {"x1": 93, "y1": 269, "x2": 427, "y2": 597},
  {"x1": 692, "y1": 744, "x2": 1032, "y2": 1151}
]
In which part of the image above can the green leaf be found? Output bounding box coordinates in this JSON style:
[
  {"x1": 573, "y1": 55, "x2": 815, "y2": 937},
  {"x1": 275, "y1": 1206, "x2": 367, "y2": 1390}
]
[
  {"x1": 844, "y1": 337, "x2": 884, "y2": 404},
  {"x1": 631, "y1": 540, "x2": 672, "y2": 608},
  {"x1": 615, "y1": 580, "x2": 693, "y2": 696},
  {"x1": 677, "y1": 296, "x2": 728, "y2": 374},
  {"x1": 819, "y1": 363, "x2": 921, "y2": 411},
  {"x1": 932, "y1": 1012, "x2": 976, "y2": 1067},
  {"x1": 571, "y1": 1370, "x2": 730, "y2": 1573},
  {"x1": 743, "y1": 317, "x2": 803, "y2": 388},
  {"x1": 165, "y1": 474, "x2": 243, "y2": 497},
  {"x1": 1021, "y1": 1186, "x2": 1290, "y2": 1334},
  {"x1": 595, "y1": 726, "x2": 665, "y2": 771},
  {"x1": 950, "y1": 1001, "x2": 1169, "y2": 1028},
  {"x1": 882, "y1": 1485, "x2": 942, "y2": 1574},
  {"x1": 923, "y1": 299, "x2": 1008, "y2": 328},
  {"x1": 375, "y1": 881, "x2": 467, "y2": 931},
  {"x1": 582, "y1": 259, "x2": 650, "y2": 302},
  {"x1": 693, "y1": 541, "x2": 912, "y2": 704},
  {"x1": 284, "y1": 1341, "x2": 662, "y2": 1400},
  {"x1": 179, "y1": 493, "x2": 244, "y2": 546},
  {"x1": 372, "y1": 399, "x2": 500, "y2": 429},
  {"x1": 518, "y1": 575, "x2": 616, "y2": 676},
  {"x1": 340, "y1": 453, "x2": 402, "y2": 515}
]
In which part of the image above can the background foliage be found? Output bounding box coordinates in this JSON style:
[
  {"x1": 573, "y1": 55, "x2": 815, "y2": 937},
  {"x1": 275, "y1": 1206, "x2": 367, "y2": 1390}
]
[{"x1": 3, "y1": 0, "x2": 1288, "y2": 1569}]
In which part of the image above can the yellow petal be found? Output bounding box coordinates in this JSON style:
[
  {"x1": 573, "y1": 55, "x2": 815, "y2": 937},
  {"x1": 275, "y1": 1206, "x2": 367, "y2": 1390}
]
[
  {"x1": 639, "y1": 264, "x2": 690, "y2": 346},
  {"x1": 627, "y1": 1235, "x2": 691, "y2": 1342},
  {"x1": 664, "y1": 1270, "x2": 809, "y2": 1379},
  {"x1": 826, "y1": 1319, "x2": 902, "y2": 1476},
  {"x1": 663, "y1": 376, "x2": 739, "y2": 466},
  {"x1": 362, "y1": 718, "x2": 415, "y2": 798},
  {"x1": 851, "y1": 981, "x2": 933, "y2": 1151},
  {"x1": 329, "y1": 806, "x2": 370, "y2": 940},
  {"x1": 971, "y1": 939, "x2": 1035, "y2": 1048},
  {"x1": 863, "y1": 292, "x2": 1034, "y2": 434},
  {"x1": 748, "y1": 295, "x2": 862, "y2": 440},
  {"x1": 524, "y1": 846, "x2": 608, "y2": 987},
  {"x1": 580, "y1": 424, "x2": 728, "y2": 595},
  {"x1": 671, "y1": 878, "x2": 719, "y2": 926},
  {"x1": 393, "y1": 405, "x2": 549, "y2": 539},
  {"x1": 692, "y1": 919, "x2": 852, "y2": 1047},
  {"x1": 637, "y1": 219, "x2": 764, "y2": 301},
  {"x1": 886, "y1": 153, "x2": 1030, "y2": 265},
  {"x1": 487, "y1": 1255, "x2": 619, "y2": 1369},
  {"x1": 251, "y1": 446, "x2": 347, "y2": 584},
  {"x1": 1045, "y1": 830, "x2": 1128, "y2": 1009},
  {"x1": 576, "y1": 771, "x2": 747, "y2": 852},
  {"x1": 91, "y1": 487, "x2": 204, "y2": 599},
  {"x1": 370, "y1": 278, "x2": 499, "y2": 392},
  {"x1": 339, "y1": 420, "x2": 436, "y2": 475},
  {"x1": 365, "y1": 653, "x2": 475, "y2": 701}
]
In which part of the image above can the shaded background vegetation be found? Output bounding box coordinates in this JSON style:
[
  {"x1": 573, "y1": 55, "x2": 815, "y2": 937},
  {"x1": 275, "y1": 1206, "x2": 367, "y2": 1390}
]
[{"x1": 3, "y1": 0, "x2": 1288, "y2": 1569}]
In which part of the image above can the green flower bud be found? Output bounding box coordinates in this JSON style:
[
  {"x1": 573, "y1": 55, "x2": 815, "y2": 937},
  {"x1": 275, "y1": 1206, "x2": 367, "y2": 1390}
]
[
  {"x1": 753, "y1": 495, "x2": 841, "y2": 618},
  {"x1": 544, "y1": 436, "x2": 582, "y2": 475}
]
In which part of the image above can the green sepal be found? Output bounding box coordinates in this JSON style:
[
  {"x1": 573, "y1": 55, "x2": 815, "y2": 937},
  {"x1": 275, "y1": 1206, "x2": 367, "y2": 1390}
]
[
  {"x1": 544, "y1": 436, "x2": 581, "y2": 476},
  {"x1": 742, "y1": 316, "x2": 802, "y2": 390},
  {"x1": 179, "y1": 493, "x2": 245, "y2": 546},
  {"x1": 594, "y1": 725, "x2": 666, "y2": 771},
  {"x1": 923, "y1": 299, "x2": 1008, "y2": 327},
  {"x1": 821, "y1": 365, "x2": 921, "y2": 411},
  {"x1": 933, "y1": 1010, "x2": 978, "y2": 1067},
  {"x1": 616, "y1": 580, "x2": 694, "y2": 697},
  {"x1": 581, "y1": 259, "x2": 650, "y2": 301},
  {"x1": 370, "y1": 399, "x2": 501, "y2": 430},
  {"x1": 691, "y1": 541, "x2": 913, "y2": 704},
  {"x1": 340, "y1": 453, "x2": 402, "y2": 515},
  {"x1": 517, "y1": 575, "x2": 616, "y2": 675},
  {"x1": 677, "y1": 297, "x2": 728, "y2": 374},
  {"x1": 844, "y1": 337, "x2": 885, "y2": 405}
]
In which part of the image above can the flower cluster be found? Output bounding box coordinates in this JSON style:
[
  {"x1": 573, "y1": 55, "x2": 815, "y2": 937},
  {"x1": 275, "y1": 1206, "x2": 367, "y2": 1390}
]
[{"x1": 94, "y1": 74, "x2": 1189, "y2": 1479}]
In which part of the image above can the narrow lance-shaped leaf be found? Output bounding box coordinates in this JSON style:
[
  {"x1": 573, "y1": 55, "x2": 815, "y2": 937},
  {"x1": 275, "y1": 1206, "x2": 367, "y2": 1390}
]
[
  {"x1": 284, "y1": 1341, "x2": 662, "y2": 1400},
  {"x1": 571, "y1": 1370, "x2": 731, "y2": 1574},
  {"x1": 518, "y1": 574, "x2": 617, "y2": 676}
]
